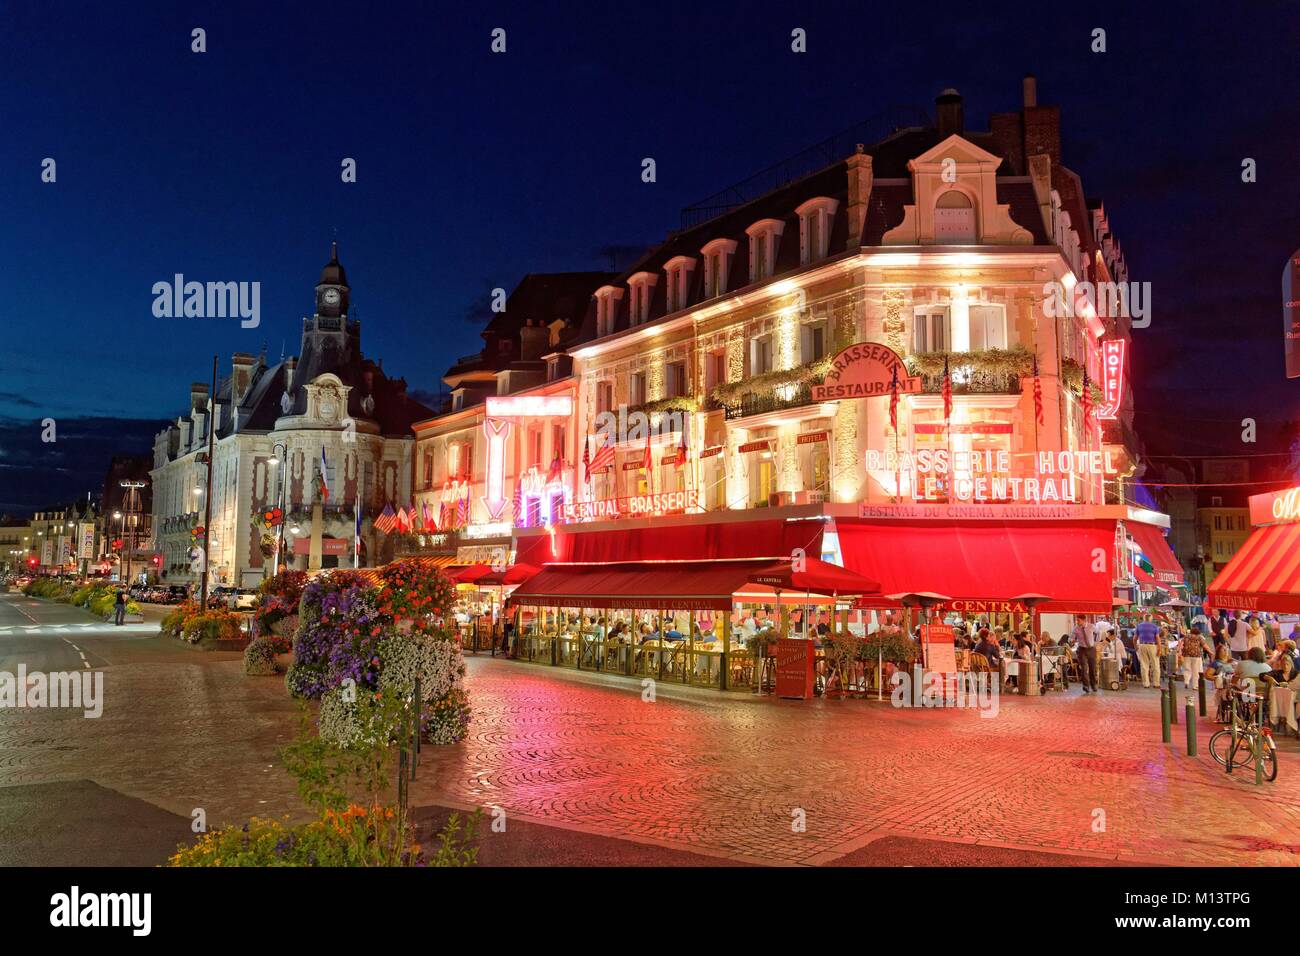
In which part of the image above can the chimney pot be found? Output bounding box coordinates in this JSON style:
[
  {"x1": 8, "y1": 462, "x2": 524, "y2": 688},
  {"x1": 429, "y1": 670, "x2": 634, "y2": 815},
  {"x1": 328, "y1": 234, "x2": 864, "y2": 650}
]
[
  {"x1": 1022, "y1": 74, "x2": 1037, "y2": 108},
  {"x1": 935, "y1": 88, "x2": 963, "y2": 138}
]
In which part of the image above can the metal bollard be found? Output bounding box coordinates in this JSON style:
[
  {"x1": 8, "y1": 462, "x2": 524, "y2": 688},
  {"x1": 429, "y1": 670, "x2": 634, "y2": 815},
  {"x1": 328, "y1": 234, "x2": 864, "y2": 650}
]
[
  {"x1": 1185, "y1": 697, "x2": 1196, "y2": 755},
  {"x1": 1255, "y1": 710, "x2": 1265, "y2": 786},
  {"x1": 1227, "y1": 717, "x2": 1236, "y2": 773},
  {"x1": 1198, "y1": 677, "x2": 1207, "y2": 717},
  {"x1": 1161, "y1": 688, "x2": 1172, "y2": 743},
  {"x1": 1168, "y1": 672, "x2": 1177, "y2": 725}
]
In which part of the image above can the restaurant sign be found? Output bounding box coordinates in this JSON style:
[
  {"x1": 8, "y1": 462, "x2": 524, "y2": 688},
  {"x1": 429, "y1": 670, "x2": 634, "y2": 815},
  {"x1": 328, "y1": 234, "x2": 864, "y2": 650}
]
[
  {"x1": 1248, "y1": 485, "x2": 1300, "y2": 527},
  {"x1": 560, "y1": 489, "x2": 700, "y2": 522},
  {"x1": 811, "y1": 343, "x2": 921, "y2": 400}
]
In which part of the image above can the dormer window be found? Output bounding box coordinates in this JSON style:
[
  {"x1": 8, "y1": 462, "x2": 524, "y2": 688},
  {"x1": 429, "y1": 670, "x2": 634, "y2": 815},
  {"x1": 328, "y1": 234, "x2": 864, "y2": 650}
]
[
  {"x1": 746, "y1": 219, "x2": 785, "y2": 283},
  {"x1": 700, "y1": 238, "x2": 737, "y2": 299},
  {"x1": 796, "y1": 198, "x2": 840, "y2": 265},
  {"x1": 594, "y1": 285, "x2": 624, "y2": 337},
  {"x1": 627, "y1": 272, "x2": 657, "y2": 326},
  {"x1": 546, "y1": 357, "x2": 559, "y2": 381},
  {"x1": 934, "y1": 189, "x2": 977, "y2": 243},
  {"x1": 663, "y1": 256, "x2": 696, "y2": 314}
]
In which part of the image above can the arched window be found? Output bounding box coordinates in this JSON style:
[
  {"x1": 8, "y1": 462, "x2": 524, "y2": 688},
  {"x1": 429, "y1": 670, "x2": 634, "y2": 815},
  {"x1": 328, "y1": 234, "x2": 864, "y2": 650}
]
[{"x1": 934, "y1": 190, "x2": 976, "y2": 243}]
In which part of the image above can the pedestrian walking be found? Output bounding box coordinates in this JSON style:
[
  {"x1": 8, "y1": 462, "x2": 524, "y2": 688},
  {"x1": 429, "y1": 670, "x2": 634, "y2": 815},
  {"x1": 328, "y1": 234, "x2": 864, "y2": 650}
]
[
  {"x1": 1073, "y1": 615, "x2": 1099, "y2": 693},
  {"x1": 113, "y1": 589, "x2": 126, "y2": 626},
  {"x1": 1135, "y1": 613, "x2": 1162, "y2": 688},
  {"x1": 1228, "y1": 614, "x2": 1250, "y2": 660},
  {"x1": 1180, "y1": 625, "x2": 1206, "y2": 691}
]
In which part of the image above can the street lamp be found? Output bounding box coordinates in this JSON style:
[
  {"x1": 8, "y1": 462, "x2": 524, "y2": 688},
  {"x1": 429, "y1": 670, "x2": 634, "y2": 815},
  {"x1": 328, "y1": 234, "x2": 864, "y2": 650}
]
[{"x1": 270, "y1": 440, "x2": 288, "y2": 576}]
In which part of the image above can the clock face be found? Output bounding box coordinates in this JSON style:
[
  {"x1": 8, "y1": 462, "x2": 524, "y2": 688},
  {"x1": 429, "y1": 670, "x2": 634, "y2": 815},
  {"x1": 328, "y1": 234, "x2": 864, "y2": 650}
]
[{"x1": 322, "y1": 288, "x2": 340, "y2": 305}]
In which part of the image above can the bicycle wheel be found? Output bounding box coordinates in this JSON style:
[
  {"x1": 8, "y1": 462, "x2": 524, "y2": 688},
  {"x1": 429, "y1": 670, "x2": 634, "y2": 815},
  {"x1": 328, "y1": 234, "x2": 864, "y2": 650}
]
[{"x1": 1208, "y1": 730, "x2": 1251, "y2": 768}]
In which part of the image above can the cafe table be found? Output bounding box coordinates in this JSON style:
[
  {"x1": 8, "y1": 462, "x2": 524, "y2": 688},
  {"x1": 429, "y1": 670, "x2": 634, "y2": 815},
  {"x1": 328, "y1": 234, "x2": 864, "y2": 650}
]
[{"x1": 1270, "y1": 685, "x2": 1298, "y2": 734}]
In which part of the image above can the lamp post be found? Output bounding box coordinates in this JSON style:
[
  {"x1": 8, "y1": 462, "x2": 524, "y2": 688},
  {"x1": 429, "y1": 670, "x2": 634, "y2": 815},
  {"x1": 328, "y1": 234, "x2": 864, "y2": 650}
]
[
  {"x1": 120, "y1": 480, "x2": 146, "y2": 588},
  {"x1": 269, "y1": 440, "x2": 288, "y2": 576},
  {"x1": 199, "y1": 355, "x2": 217, "y2": 611}
]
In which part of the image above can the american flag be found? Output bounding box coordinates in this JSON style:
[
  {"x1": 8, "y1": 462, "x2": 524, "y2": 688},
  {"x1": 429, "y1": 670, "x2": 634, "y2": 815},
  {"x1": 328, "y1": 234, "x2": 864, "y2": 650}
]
[
  {"x1": 438, "y1": 500, "x2": 447, "y2": 530},
  {"x1": 374, "y1": 503, "x2": 397, "y2": 534},
  {"x1": 456, "y1": 488, "x2": 468, "y2": 527},
  {"x1": 581, "y1": 437, "x2": 592, "y2": 484},
  {"x1": 406, "y1": 501, "x2": 419, "y2": 530},
  {"x1": 641, "y1": 432, "x2": 653, "y2": 493},
  {"x1": 420, "y1": 500, "x2": 433, "y2": 532},
  {"x1": 1032, "y1": 356, "x2": 1045, "y2": 426},
  {"x1": 1081, "y1": 368, "x2": 1094, "y2": 428},
  {"x1": 589, "y1": 436, "x2": 614, "y2": 473},
  {"x1": 546, "y1": 452, "x2": 562, "y2": 486},
  {"x1": 940, "y1": 355, "x2": 952, "y2": 423},
  {"x1": 888, "y1": 364, "x2": 899, "y2": 433}
]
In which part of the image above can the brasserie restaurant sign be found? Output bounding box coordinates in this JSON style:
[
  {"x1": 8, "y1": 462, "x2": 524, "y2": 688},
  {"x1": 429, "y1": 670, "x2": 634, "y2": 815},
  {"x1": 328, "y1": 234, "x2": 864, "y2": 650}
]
[
  {"x1": 811, "y1": 343, "x2": 922, "y2": 400},
  {"x1": 1248, "y1": 485, "x2": 1300, "y2": 527},
  {"x1": 561, "y1": 489, "x2": 700, "y2": 522},
  {"x1": 866, "y1": 448, "x2": 1119, "y2": 504}
]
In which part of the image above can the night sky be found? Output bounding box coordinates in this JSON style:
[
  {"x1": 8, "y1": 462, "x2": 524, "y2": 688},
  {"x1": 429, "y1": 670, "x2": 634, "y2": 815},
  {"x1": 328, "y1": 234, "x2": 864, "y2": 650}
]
[{"x1": 1, "y1": 0, "x2": 1297, "y2": 515}]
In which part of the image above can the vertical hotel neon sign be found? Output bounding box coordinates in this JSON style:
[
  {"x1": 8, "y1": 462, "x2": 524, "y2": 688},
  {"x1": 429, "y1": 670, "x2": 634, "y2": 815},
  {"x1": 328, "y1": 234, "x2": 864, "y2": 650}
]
[
  {"x1": 1098, "y1": 339, "x2": 1125, "y2": 420},
  {"x1": 481, "y1": 419, "x2": 512, "y2": 520}
]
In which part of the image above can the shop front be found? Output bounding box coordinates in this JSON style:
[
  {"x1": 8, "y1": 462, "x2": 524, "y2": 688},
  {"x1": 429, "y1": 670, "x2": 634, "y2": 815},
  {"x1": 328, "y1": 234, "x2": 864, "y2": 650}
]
[{"x1": 1207, "y1": 485, "x2": 1300, "y2": 614}]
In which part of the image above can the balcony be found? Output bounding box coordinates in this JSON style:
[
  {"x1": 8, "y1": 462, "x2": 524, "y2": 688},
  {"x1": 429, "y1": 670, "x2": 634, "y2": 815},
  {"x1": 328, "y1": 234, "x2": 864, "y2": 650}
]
[
  {"x1": 918, "y1": 369, "x2": 1022, "y2": 395},
  {"x1": 720, "y1": 382, "x2": 815, "y2": 420}
]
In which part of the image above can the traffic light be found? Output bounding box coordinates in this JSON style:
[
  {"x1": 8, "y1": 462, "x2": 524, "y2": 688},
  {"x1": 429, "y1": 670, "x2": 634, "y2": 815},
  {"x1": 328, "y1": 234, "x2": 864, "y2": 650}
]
[
  {"x1": 27, "y1": 555, "x2": 37, "y2": 569},
  {"x1": 152, "y1": 554, "x2": 162, "y2": 567}
]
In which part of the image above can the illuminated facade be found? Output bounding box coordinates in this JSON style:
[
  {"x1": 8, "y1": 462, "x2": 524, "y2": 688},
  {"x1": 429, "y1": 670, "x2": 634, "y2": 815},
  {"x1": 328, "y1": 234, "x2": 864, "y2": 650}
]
[{"x1": 416, "y1": 80, "x2": 1171, "y2": 610}]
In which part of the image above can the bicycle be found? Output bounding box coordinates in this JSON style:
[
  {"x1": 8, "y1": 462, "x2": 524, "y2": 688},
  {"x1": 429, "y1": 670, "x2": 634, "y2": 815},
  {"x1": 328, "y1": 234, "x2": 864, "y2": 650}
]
[{"x1": 1208, "y1": 682, "x2": 1278, "y2": 782}]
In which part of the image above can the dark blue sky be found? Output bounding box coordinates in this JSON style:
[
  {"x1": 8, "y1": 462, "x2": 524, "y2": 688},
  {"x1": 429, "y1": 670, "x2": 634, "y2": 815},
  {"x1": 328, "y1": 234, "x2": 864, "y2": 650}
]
[{"x1": 1, "y1": 0, "x2": 1297, "y2": 513}]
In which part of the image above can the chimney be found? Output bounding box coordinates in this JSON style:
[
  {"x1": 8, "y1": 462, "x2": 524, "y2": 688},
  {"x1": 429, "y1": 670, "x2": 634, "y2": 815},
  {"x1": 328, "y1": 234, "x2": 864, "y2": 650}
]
[
  {"x1": 519, "y1": 319, "x2": 548, "y2": 361},
  {"x1": 935, "y1": 88, "x2": 963, "y2": 138},
  {"x1": 1022, "y1": 74, "x2": 1037, "y2": 108},
  {"x1": 231, "y1": 353, "x2": 255, "y2": 406},
  {"x1": 189, "y1": 382, "x2": 209, "y2": 416},
  {"x1": 845, "y1": 144, "x2": 874, "y2": 250}
]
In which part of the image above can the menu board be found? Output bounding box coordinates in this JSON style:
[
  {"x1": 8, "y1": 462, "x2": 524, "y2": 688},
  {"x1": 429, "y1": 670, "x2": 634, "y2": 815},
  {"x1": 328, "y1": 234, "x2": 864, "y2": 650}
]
[
  {"x1": 775, "y1": 638, "x2": 815, "y2": 699},
  {"x1": 922, "y1": 623, "x2": 957, "y2": 674}
]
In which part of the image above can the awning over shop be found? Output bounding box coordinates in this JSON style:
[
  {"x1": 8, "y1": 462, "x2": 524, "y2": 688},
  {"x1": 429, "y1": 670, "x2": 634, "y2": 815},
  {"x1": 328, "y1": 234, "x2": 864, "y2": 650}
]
[
  {"x1": 476, "y1": 562, "x2": 542, "y2": 588},
  {"x1": 506, "y1": 555, "x2": 873, "y2": 611},
  {"x1": 507, "y1": 561, "x2": 762, "y2": 611},
  {"x1": 1208, "y1": 522, "x2": 1300, "y2": 613},
  {"x1": 514, "y1": 518, "x2": 824, "y2": 566},
  {"x1": 450, "y1": 564, "x2": 493, "y2": 585},
  {"x1": 834, "y1": 518, "x2": 1117, "y2": 613},
  {"x1": 1127, "y1": 521, "x2": 1184, "y2": 587}
]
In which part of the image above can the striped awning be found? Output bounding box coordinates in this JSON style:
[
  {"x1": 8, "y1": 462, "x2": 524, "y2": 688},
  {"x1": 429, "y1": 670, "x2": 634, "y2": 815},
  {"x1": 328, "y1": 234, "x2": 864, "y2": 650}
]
[{"x1": 1208, "y1": 523, "x2": 1300, "y2": 613}]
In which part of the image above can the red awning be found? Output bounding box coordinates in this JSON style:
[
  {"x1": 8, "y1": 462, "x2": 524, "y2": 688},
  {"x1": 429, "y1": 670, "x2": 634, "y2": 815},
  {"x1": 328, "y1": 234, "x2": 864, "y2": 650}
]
[
  {"x1": 514, "y1": 518, "x2": 825, "y2": 566},
  {"x1": 507, "y1": 561, "x2": 767, "y2": 611},
  {"x1": 834, "y1": 518, "x2": 1117, "y2": 613},
  {"x1": 1208, "y1": 523, "x2": 1300, "y2": 613},
  {"x1": 741, "y1": 557, "x2": 880, "y2": 597},
  {"x1": 450, "y1": 564, "x2": 493, "y2": 584},
  {"x1": 1128, "y1": 521, "x2": 1184, "y2": 586},
  {"x1": 475, "y1": 562, "x2": 542, "y2": 587}
]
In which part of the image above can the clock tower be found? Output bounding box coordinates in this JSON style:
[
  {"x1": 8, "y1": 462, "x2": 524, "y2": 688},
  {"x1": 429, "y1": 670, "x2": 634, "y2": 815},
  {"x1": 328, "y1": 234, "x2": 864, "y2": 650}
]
[{"x1": 314, "y1": 241, "x2": 350, "y2": 318}]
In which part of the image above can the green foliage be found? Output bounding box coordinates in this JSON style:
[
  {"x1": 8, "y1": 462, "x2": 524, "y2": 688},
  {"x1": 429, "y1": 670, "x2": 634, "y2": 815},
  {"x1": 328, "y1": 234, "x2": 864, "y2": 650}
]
[
  {"x1": 861, "y1": 630, "x2": 920, "y2": 665},
  {"x1": 905, "y1": 344, "x2": 1033, "y2": 377},
  {"x1": 710, "y1": 356, "x2": 833, "y2": 406}
]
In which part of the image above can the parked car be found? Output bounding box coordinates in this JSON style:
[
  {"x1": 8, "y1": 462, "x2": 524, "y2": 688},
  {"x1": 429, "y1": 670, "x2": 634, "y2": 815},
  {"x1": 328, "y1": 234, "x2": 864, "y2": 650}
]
[
  {"x1": 230, "y1": 588, "x2": 259, "y2": 611},
  {"x1": 163, "y1": 585, "x2": 190, "y2": 605}
]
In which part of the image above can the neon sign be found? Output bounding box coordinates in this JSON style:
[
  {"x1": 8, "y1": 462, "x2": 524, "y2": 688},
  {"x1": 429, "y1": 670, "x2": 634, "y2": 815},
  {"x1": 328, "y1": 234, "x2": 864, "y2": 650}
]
[
  {"x1": 1098, "y1": 339, "x2": 1125, "y2": 420},
  {"x1": 481, "y1": 418, "x2": 511, "y2": 520},
  {"x1": 485, "y1": 395, "x2": 573, "y2": 417},
  {"x1": 1249, "y1": 485, "x2": 1300, "y2": 527},
  {"x1": 560, "y1": 489, "x2": 700, "y2": 522}
]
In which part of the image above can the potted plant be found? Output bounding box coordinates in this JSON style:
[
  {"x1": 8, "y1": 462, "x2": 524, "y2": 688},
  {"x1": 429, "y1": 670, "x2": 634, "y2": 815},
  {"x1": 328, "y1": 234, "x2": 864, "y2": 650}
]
[{"x1": 861, "y1": 629, "x2": 920, "y2": 694}]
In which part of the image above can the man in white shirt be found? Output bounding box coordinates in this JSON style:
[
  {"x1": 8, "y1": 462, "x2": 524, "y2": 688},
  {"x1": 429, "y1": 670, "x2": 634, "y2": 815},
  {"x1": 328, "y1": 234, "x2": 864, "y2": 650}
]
[
  {"x1": 1092, "y1": 616, "x2": 1113, "y2": 645},
  {"x1": 1229, "y1": 615, "x2": 1250, "y2": 659}
]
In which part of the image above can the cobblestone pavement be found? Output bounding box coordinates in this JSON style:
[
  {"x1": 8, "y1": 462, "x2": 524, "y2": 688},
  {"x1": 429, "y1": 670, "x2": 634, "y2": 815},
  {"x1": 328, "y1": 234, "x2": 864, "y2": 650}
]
[{"x1": 411, "y1": 657, "x2": 1300, "y2": 866}]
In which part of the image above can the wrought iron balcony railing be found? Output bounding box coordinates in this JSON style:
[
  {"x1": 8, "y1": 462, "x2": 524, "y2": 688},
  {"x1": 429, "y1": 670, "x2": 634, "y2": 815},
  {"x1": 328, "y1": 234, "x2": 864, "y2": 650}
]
[
  {"x1": 918, "y1": 369, "x2": 1023, "y2": 395},
  {"x1": 721, "y1": 382, "x2": 814, "y2": 420}
]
